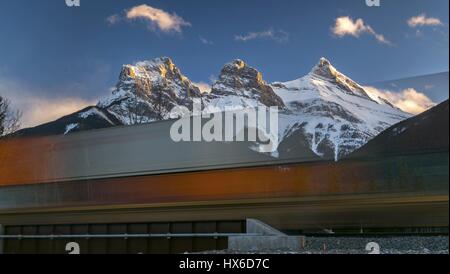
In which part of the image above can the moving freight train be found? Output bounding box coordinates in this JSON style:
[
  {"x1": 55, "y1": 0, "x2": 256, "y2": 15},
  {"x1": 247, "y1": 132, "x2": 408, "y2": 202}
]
[{"x1": 0, "y1": 102, "x2": 448, "y2": 233}]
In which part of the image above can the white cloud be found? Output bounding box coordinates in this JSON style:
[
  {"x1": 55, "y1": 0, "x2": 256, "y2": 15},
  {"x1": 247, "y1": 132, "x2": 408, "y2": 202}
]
[
  {"x1": 199, "y1": 36, "x2": 214, "y2": 45},
  {"x1": 106, "y1": 14, "x2": 120, "y2": 26},
  {"x1": 364, "y1": 86, "x2": 436, "y2": 115},
  {"x1": 408, "y1": 14, "x2": 443, "y2": 27},
  {"x1": 235, "y1": 28, "x2": 289, "y2": 43},
  {"x1": 332, "y1": 16, "x2": 391, "y2": 45},
  {"x1": 193, "y1": 82, "x2": 211, "y2": 94},
  {"x1": 126, "y1": 4, "x2": 191, "y2": 33},
  {"x1": 0, "y1": 78, "x2": 95, "y2": 128},
  {"x1": 414, "y1": 29, "x2": 424, "y2": 37}
]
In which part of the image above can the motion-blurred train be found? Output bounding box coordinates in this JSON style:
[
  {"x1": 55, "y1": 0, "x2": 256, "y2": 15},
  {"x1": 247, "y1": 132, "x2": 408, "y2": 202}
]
[{"x1": 1, "y1": 101, "x2": 448, "y2": 233}]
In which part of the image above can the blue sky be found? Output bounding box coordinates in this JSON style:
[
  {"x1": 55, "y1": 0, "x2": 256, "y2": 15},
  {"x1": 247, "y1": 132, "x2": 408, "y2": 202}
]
[{"x1": 0, "y1": 0, "x2": 448, "y2": 126}]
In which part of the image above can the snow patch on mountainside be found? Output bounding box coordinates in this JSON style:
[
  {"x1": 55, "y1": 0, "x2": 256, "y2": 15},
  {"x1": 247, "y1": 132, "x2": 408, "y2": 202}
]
[
  {"x1": 204, "y1": 95, "x2": 260, "y2": 113},
  {"x1": 64, "y1": 123, "x2": 79, "y2": 135},
  {"x1": 79, "y1": 107, "x2": 116, "y2": 125}
]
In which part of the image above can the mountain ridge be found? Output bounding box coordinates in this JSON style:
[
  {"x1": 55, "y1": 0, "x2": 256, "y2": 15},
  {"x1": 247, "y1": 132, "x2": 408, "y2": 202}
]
[
  {"x1": 349, "y1": 100, "x2": 449, "y2": 158},
  {"x1": 13, "y1": 57, "x2": 413, "y2": 160},
  {"x1": 272, "y1": 58, "x2": 411, "y2": 160}
]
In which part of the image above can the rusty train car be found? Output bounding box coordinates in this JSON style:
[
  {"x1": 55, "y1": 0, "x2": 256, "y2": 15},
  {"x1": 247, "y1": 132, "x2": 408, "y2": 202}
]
[{"x1": 0, "y1": 119, "x2": 448, "y2": 252}]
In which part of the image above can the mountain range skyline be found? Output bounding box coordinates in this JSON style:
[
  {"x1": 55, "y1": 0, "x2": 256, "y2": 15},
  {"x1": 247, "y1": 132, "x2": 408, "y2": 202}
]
[
  {"x1": 6, "y1": 56, "x2": 447, "y2": 128},
  {"x1": 14, "y1": 56, "x2": 414, "y2": 161},
  {"x1": 0, "y1": 0, "x2": 448, "y2": 128}
]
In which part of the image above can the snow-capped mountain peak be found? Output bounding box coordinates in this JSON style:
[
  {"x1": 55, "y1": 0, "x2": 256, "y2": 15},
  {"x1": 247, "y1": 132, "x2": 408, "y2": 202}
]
[
  {"x1": 223, "y1": 59, "x2": 247, "y2": 71},
  {"x1": 308, "y1": 57, "x2": 373, "y2": 100},
  {"x1": 212, "y1": 59, "x2": 269, "y2": 95},
  {"x1": 204, "y1": 59, "x2": 285, "y2": 112},
  {"x1": 310, "y1": 57, "x2": 334, "y2": 77},
  {"x1": 98, "y1": 57, "x2": 202, "y2": 124},
  {"x1": 272, "y1": 57, "x2": 411, "y2": 160},
  {"x1": 112, "y1": 57, "x2": 199, "y2": 98}
]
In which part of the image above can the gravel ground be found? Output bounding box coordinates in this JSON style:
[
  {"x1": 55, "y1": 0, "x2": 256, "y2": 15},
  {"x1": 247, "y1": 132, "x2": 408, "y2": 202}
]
[{"x1": 200, "y1": 236, "x2": 449, "y2": 254}]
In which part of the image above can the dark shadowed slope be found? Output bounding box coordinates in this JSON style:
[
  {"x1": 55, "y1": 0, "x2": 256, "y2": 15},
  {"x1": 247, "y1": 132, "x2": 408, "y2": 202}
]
[
  {"x1": 13, "y1": 106, "x2": 122, "y2": 137},
  {"x1": 349, "y1": 100, "x2": 449, "y2": 158}
]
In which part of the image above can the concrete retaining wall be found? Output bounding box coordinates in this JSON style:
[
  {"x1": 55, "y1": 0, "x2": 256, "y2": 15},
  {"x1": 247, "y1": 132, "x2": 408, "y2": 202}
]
[{"x1": 228, "y1": 219, "x2": 305, "y2": 252}]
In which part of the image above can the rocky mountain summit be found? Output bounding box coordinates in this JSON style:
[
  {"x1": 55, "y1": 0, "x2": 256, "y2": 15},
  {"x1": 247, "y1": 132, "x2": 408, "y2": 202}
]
[
  {"x1": 98, "y1": 57, "x2": 203, "y2": 124},
  {"x1": 272, "y1": 58, "x2": 411, "y2": 160},
  {"x1": 204, "y1": 59, "x2": 285, "y2": 112}
]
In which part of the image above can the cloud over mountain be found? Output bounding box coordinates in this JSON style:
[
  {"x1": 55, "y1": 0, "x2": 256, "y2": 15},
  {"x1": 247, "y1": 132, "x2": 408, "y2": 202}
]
[
  {"x1": 408, "y1": 14, "x2": 443, "y2": 27},
  {"x1": 107, "y1": 4, "x2": 191, "y2": 33},
  {"x1": 235, "y1": 28, "x2": 289, "y2": 43},
  {"x1": 364, "y1": 86, "x2": 435, "y2": 115},
  {"x1": 332, "y1": 16, "x2": 391, "y2": 45}
]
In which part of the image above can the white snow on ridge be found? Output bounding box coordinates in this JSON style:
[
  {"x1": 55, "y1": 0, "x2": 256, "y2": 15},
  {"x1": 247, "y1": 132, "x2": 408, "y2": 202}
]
[
  {"x1": 97, "y1": 89, "x2": 129, "y2": 109},
  {"x1": 78, "y1": 107, "x2": 115, "y2": 125},
  {"x1": 204, "y1": 95, "x2": 261, "y2": 113},
  {"x1": 64, "y1": 123, "x2": 79, "y2": 135},
  {"x1": 275, "y1": 74, "x2": 409, "y2": 128}
]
